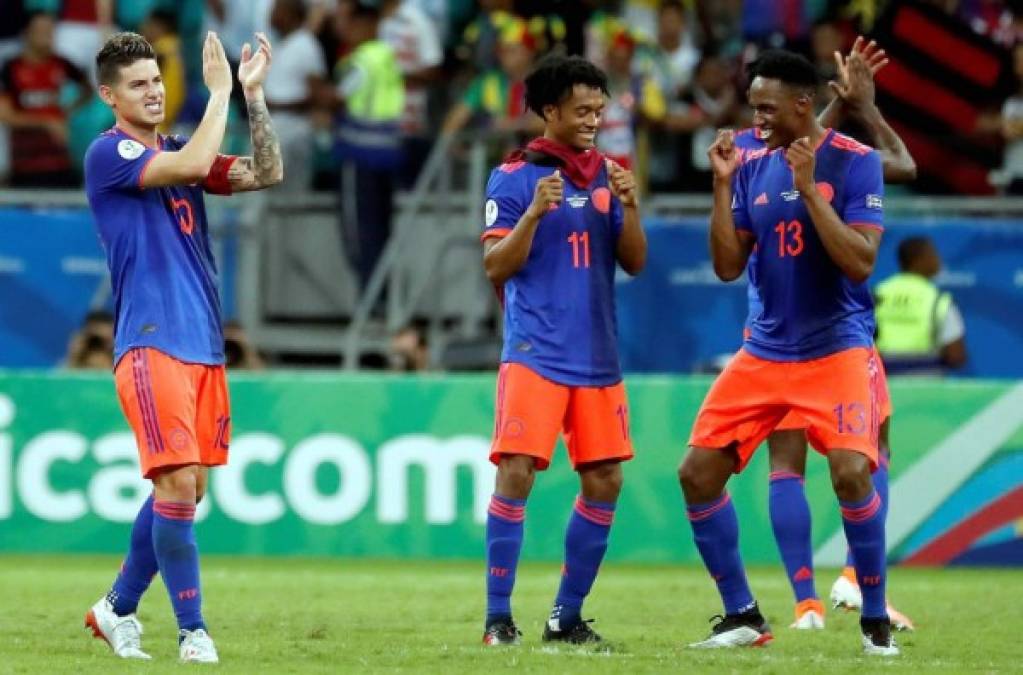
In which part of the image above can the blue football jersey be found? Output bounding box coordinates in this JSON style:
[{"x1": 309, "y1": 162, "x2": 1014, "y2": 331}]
[
  {"x1": 731, "y1": 129, "x2": 884, "y2": 361},
  {"x1": 84, "y1": 127, "x2": 236, "y2": 366},
  {"x1": 482, "y1": 159, "x2": 625, "y2": 386}
]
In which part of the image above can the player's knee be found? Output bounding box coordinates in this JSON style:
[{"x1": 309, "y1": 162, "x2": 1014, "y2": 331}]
[
  {"x1": 582, "y1": 461, "x2": 623, "y2": 499},
  {"x1": 496, "y1": 455, "x2": 535, "y2": 498},
  {"x1": 678, "y1": 456, "x2": 711, "y2": 500},
  {"x1": 829, "y1": 458, "x2": 872, "y2": 501},
  {"x1": 154, "y1": 465, "x2": 200, "y2": 503}
]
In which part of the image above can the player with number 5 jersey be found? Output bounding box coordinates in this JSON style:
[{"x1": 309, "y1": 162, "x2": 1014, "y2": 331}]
[
  {"x1": 82, "y1": 30, "x2": 282, "y2": 664},
  {"x1": 479, "y1": 54, "x2": 646, "y2": 647},
  {"x1": 678, "y1": 49, "x2": 898, "y2": 657}
]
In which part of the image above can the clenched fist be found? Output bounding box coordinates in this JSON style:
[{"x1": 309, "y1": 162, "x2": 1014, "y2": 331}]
[
  {"x1": 607, "y1": 159, "x2": 638, "y2": 207},
  {"x1": 708, "y1": 129, "x2": 739, "y2": 181},
  {"x1": 526, "y1": 169, "x2": 563, "y2": 219}
]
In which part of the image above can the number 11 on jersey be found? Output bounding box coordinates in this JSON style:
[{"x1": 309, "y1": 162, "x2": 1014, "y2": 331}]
[{"x1": 567, "y1": 231, "x2": 590, "y2": 268}]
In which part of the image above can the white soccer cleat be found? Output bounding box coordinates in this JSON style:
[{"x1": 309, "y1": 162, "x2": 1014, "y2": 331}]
[
  {"x1": 84, "y1": 596, "x2": 152, "y2": 660},
  {"x1": 179, "y1": 628, "x2": 219, "y2": 663},
  {"x1": 830, "y1": 569, "x2": 862, "y2": 611},
  {"x1": 789, "y1": 599, "x2": 825, "y2": 630},
  {"x1": 688, "y1": 605, "x2": 773, "y2": 649}
]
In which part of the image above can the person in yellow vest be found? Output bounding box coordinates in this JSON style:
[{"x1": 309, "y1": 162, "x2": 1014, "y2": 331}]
[
  {"x1": 874, "y1": 237, "x2": 967, "y2": 373},
  {"x1": 332, "y1": 0, "x2": 404, "y2": 291}
]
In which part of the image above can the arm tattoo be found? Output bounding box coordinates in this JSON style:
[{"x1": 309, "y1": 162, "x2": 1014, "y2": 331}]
[{"x1": 246, "y1": 98, "x2": 283, "y2": 186}]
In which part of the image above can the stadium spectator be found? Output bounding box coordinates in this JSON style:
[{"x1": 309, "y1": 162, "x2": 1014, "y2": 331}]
[
  {"x1": 264, "y1": 0, "x2": 327, "y2": 191},
  {"x1": 456, "y1": 0, "x2": 516, "y2": 73},
  {"x1": 332, "y1": 1, "x2": 404, "y2": 291},
  {"x1": 224, "y1": 320, "x2": 266, "y2": 369},
  {"x1": 810, "y1": 19, "x2": 843, "y2": 91},
  {"x1": 140, "y1": 9, "x2": 186, "y2": 132},
  {"x1": 0, "y1": 11, "x2": 90, "y2": 187},
  {"x1": 388, "y1": 324, "x2": 428, "y2": 371},
  {"x1": 596, "y1": 28, "x2": 665, "y2": 173},
  {"x1": 643, "y1": 0, "x2": 701, "y2": 102},
  {"x1": 65, "y1": 310, "x2": 114, "y2": 369},
  {"x1": 52, "y1": 0, "x2": 114, "y2": 80},
  {"x1": 204, "y1": 0, "x2": 273, "y2": 109},
  {"x1": 440, "y1": 17, "x2": 540, "y2": 139},
  {"x1": 874, "y1": 237, "x2": 968, "y2": 374},
  {"x1": 379, "y1": 0, "x2": 443, "y2": 186},
  {"x1": 999, "y1": 41, "x2": 1023, "y2": 193},
  {"x1": 679, "y1": 53, "x2": 745, "y2": 181}
]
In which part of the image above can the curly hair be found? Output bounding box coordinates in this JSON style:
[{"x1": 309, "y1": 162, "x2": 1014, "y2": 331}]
[
  {"x1": 524, "y1": 55, "x2": 609, "y2": 118},
  {"x1": 96, "y1": 32, "x2": 156, "y2": 85}
]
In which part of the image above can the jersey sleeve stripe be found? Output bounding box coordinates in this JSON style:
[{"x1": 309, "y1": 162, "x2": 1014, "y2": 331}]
[
  {"x1": 137, "y1": 151, "x2": 161, "y2": 189},
  {"x1": 849, "y1": 222, "x2": 884, "y2": 231},
  {"x1": 480, "y1": 228, "x2": 512, "y2": 242}
]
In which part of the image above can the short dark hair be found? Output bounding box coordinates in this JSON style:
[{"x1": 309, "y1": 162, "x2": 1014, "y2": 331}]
[
  {"x1": 748, "y1": 49, "x2": 819, "y2": 93},
  {"x1": 96, "y1": 32, "x2": 156, "y2": 85},
  {"x1": 897, "y1": 236, "x2": 934, "y2": 270},
  {"x1": 524, "y1": 55, "x2": 609, "y2": 118}
]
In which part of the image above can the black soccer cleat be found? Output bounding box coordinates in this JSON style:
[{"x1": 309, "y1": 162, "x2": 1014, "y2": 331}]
[
  {"x1": 861, "y1": 616, "x2": 900, "y2": 656},
  {"x1": 688, "y1": 602, "x2": 773, "y2": 648},
  {"x1": 482, "y1": 618, "x2": 522, "y2": 646},
  {"x1": 542, "y1": 617, "x2": 603, "y2": 644}
]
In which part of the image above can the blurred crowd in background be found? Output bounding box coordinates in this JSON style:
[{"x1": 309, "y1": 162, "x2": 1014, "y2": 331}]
[{"x1": 1, "y1": 0, "x2": 1022, "y2": 196}]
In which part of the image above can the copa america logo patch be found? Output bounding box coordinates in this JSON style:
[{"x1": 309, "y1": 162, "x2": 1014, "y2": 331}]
[
  {"x1": 485, "y1": 199, "x2": 498, "y2": 226},
  {"x1": 866, "y1": 194, "x2": 883, "y2": 209},
  {"x1": 117, "y1": 139, "x2": 145, "y2": 160}
]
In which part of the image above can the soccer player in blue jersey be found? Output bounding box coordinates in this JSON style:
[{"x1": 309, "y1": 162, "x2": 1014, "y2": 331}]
[
  {"x1": 680, "y1": 49, "x2": 899, "y2": 655},
  {"x1": 479, "y1": 55, "x2": 647, "y2": 646},
  {"x1": 737, "y1": 39, "x2": 917, "y2": 632},
  {"x1": 82, "y1": 31, "x2": 282, "y2": 662}
]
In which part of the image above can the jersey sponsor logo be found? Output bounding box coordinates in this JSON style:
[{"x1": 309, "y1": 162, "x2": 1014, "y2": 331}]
[
  {"x1": 566, "y1": 195, "x2": 588, "y2": 208},
  {"x1": 117, "y1": 139, "x2": 145, "y2": 160},
  {"x1": 754, "y1": 192, "x2": 769, "y2": 206},
  {"x1": 485, "y1": 199, "x2": 498, "y2": 227},
  {"x1": 866, "y1": 194, "x2": 883, "y2": 209}
]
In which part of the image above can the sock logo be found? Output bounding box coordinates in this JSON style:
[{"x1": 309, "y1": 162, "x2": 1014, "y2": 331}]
[
  {"x1": 177, "y1": 588, "x2": 198, "y2": 600},
  {"x1": 861, "y1": 575, "x2": 881, "y2": 586},
  {"x1": 793, "y1": 566, "x2": 813, "y2": 582},
  {"x1": 489, "y1": 567, "x2": 509, "y2": 578}
]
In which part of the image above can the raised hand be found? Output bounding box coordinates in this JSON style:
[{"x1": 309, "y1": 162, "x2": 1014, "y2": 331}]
[
  {"x1": 238, "y1": 32, "x2": 273, "y2": 92},
  {"x1": 202, "y1": 31, "x2": 233, "y2": 96},
  {"x1": 526, "y1": 169, "x2": 563, "y2": 219},
  {"x1": 786, "y1": 137, "x2": 816, "y2": 194},
  {"x1": 829, "y1": 36, "x2": 889, "y2": 111},
  {"x1": 708, "y1": 129, "x2": 740, "y2": 181},
  {"x1": 607, "y1": 159, "x2": 638, "y2": 207}
]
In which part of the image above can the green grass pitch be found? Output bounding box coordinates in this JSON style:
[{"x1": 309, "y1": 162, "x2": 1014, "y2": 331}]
[{"x1": 1, "y1": 555, "x2": 1018, "y2": 673}]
